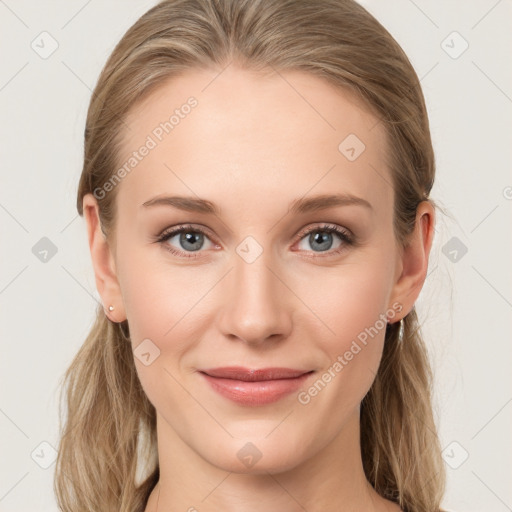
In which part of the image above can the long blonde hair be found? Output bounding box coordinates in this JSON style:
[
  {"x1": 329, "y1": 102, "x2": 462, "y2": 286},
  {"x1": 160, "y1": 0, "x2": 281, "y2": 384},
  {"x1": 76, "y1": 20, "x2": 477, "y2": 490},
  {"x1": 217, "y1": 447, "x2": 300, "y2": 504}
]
[{"x1": 54, "y1": 1, "x2": 446, "y2": 510}]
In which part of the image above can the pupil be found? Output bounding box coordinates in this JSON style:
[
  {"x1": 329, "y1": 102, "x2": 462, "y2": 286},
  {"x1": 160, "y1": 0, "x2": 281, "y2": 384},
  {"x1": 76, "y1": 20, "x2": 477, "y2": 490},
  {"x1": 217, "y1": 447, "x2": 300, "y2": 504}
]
[
  {"x1": 311, "y1": 231, "x2": 332, "y2": 252},
  {"x1": 181, "y1": 232, "x2": 203, "y2": 251}
]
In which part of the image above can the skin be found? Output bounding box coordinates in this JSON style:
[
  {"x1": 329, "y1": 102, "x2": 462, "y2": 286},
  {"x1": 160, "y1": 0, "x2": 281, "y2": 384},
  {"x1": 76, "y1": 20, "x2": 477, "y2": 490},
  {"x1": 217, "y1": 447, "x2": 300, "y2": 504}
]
[{"x1": 83, "y1": 65, "x2": 434, "y2": 512}]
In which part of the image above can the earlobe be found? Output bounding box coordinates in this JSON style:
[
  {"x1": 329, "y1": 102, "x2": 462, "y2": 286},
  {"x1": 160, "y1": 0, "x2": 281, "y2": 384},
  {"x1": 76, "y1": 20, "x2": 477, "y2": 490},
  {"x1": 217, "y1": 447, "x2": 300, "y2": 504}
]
[
  {"x1": 387, "y1": 201, "x2": 436, "y2": 320},
  {"x1": 82, "y1": 193, "x2": 127, "y2": 323}
]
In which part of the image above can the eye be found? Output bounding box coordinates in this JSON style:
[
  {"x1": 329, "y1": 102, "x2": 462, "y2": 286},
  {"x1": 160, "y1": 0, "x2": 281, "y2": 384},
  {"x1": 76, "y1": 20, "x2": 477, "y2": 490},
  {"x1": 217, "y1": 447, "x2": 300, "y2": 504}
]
[
  {"x1": 155, "y1": 224, "x2": 218, "y2": 258},
  {"x1": 154, "y1": 222, "x2": 354, "y2": 259},
  {"x1": 294, "y1": 223, "x2": 354, "y2": 257}
]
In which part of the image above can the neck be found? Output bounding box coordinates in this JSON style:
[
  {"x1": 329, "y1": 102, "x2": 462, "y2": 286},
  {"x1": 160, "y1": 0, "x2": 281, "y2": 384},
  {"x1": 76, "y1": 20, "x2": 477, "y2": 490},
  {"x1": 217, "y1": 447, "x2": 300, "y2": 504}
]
[{"x1": 144, "y1": 411, "x2": 400, "y2": 512}]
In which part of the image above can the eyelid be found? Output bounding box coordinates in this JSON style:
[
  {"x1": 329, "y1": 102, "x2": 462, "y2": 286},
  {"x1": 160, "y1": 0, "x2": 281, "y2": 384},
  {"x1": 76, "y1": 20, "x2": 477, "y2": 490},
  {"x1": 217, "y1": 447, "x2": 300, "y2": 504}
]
[
  {"x1": 295, "y1": 223, "x2": 353, "y2": 243},
  {"x1": 156, "y1": 223, "x2": 217, "y2": 242}
]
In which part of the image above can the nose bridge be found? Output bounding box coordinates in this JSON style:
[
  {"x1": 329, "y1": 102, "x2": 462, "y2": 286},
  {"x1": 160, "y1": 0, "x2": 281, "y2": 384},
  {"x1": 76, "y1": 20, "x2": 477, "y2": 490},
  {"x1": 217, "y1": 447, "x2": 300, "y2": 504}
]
[{"x1": 217, "y1": 241, "x2": 292, "y2": 344}]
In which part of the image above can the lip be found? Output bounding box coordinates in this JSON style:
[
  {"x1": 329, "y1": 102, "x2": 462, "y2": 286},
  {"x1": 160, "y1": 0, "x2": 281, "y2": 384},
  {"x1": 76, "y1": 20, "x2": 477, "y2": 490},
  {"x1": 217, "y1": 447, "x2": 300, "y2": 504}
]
[{"x1": 198, "y1": 366, "x2": 314, "y2": 406}]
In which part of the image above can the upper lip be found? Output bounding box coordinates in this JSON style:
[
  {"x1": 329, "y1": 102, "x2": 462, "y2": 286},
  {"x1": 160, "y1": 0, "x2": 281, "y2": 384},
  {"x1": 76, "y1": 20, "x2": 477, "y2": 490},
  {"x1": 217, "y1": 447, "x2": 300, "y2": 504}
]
[{"x1": 199, "y1": 367, "x2": 312, "y2": 381}]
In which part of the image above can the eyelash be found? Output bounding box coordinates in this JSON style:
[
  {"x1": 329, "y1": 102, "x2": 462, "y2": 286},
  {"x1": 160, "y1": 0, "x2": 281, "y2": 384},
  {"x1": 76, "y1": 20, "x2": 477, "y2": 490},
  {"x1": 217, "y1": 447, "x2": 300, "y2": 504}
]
[{"x1": 154, "y1": 223, "x2": 355, "y2": 259}]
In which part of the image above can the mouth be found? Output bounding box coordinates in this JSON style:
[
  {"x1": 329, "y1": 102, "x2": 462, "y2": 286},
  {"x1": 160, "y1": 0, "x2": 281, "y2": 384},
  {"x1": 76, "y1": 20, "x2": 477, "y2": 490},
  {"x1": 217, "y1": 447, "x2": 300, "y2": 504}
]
[{"x1": 198, "y1": 366, "x2": 315, "y2": 406}]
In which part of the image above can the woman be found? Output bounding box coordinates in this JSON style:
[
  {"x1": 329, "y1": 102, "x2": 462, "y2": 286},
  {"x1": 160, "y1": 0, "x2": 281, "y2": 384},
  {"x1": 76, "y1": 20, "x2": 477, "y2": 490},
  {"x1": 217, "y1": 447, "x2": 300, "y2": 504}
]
[{"x1": 54, "y1": 0, "x2": 449, "y2": 511}]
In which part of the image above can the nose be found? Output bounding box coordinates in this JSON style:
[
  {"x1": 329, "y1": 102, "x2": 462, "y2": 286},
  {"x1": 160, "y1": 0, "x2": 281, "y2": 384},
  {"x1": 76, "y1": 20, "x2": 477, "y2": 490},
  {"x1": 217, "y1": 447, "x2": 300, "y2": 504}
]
[{"x1": 217, "y1": 248, "x2": 293, "y2": 346}]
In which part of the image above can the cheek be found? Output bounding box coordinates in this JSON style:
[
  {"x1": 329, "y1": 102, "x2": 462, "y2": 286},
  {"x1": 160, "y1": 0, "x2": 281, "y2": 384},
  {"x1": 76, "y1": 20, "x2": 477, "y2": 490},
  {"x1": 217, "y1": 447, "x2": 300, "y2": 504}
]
[
  {"x1": 297, "y1": 257, "x2": 393, "y2": 345},
  {"x1": 116, "y1": 250, "x2": 204, "y2": 415},
  {"x1": 116, "y1": 242, "x2": 207, "y2": 346},
  {"x1": 294, "y1": 256, "x2": 393, "y2": 404}
]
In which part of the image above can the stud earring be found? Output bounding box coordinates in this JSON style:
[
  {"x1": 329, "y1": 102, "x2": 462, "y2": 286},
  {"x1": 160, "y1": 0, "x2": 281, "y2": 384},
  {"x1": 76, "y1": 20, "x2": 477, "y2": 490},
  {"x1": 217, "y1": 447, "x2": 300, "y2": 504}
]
[{"x1": 108, "y1": 305, "x2": 114, "y2": 312}]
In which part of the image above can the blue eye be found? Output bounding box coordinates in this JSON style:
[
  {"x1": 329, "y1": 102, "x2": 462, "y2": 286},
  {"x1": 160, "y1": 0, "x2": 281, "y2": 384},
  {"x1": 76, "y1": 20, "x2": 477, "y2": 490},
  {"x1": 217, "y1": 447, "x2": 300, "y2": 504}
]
[
  {"x1": 168, "y1": 230, "x2": 205, "y2": 251},
  {"x1": 296, "y1": 224, "x2": 353, "y2": 254},
  {"x1": 155, "y1": 223, "x2": 354, "y2": 259},
  {"x1": 156, "y1": 224, "x2": 216, "y2": 258}
]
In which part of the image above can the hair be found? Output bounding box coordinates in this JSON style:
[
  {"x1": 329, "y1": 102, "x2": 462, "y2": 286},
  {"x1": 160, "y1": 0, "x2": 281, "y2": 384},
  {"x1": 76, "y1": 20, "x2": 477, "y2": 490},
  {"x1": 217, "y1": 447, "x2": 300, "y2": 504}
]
[{"x1": 54, "y1": 0, "x2": 447, "y2": 511}]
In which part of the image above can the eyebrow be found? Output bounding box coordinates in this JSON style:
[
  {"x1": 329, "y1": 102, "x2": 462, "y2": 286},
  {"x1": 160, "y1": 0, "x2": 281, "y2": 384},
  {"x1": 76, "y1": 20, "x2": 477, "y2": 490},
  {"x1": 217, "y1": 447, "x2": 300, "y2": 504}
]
[{"x1": 141, "y1": 193, "x2": 373, "y2": 215}]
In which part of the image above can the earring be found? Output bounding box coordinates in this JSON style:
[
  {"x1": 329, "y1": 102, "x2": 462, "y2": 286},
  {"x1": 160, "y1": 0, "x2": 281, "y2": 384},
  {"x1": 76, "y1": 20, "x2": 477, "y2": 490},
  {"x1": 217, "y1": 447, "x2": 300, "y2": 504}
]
[
  {"x1": 397, "y1": 317, "x2": 404, "y2": 344},
  {"x1": 108, "y1": 305, "x2": 114, "y2": 312}
]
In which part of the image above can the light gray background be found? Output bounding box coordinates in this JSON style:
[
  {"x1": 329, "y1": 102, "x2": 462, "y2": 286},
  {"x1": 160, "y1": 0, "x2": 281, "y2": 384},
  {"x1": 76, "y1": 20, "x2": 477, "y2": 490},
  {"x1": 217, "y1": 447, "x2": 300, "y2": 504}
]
[{"x1": 1, "y1": 1, "x2": 511, "y2": 511}]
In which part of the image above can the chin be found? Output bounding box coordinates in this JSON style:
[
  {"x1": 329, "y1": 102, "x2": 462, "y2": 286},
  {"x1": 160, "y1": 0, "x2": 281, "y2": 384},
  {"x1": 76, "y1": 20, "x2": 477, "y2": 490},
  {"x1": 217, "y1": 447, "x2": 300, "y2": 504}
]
[{"x1": 202, "y1": 432, "x2": 310, "y2": 475}]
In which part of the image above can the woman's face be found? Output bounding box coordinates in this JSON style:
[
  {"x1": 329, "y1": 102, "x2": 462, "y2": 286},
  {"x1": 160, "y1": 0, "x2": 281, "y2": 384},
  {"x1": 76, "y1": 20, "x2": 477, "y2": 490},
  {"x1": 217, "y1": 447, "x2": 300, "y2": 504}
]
[{"x1": 91, "y1": 66, "x2": 417, "y2": 473}]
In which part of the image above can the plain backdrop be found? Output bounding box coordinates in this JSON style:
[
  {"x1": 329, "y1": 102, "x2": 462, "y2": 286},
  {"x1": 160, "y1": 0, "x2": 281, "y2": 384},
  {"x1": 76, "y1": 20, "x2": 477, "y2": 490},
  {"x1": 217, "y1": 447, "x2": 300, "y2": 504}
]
[{"x1": 1, "y1": 1, "x2": 511, "y2": 511}]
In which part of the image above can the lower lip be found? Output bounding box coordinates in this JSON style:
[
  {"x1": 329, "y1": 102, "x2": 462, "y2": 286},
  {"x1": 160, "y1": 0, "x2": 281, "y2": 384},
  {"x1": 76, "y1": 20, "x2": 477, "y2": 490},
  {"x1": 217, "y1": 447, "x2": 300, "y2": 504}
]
[{"x1": 200, "y1": 372, "x2": 314, "y2": 406}]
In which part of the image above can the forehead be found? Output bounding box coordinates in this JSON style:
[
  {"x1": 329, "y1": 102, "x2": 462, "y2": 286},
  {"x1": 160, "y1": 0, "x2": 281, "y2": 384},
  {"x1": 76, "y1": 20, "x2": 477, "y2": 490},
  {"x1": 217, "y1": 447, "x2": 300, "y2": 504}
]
[{"x1": 116, "y1": 66, "x2": 393, "y2": 220}]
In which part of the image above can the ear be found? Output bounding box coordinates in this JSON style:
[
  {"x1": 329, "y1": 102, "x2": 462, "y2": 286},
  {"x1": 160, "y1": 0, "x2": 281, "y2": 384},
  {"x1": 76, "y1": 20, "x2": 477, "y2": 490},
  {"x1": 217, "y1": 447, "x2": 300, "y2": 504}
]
[
  {"x1": 82, "y1": 193, "x2": 127, "y2": 323},
  {"x1": 387, "y1": 200, "x2": 435, "y2": 321}
]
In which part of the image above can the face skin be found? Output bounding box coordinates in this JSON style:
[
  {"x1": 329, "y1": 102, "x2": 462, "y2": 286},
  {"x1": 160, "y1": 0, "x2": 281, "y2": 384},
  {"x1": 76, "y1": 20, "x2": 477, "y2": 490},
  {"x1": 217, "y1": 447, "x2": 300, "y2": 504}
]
[{"x1": 83, "y1": 65, "x2": 434, "y2": 512}]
